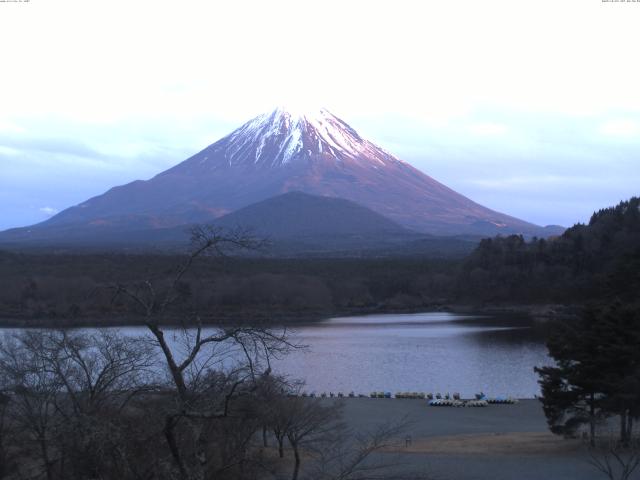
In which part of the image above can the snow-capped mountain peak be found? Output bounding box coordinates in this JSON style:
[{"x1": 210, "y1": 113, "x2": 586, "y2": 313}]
[
  {"x1": 195, "y1": 107, "x2": 400, "y2": 169},
  {"x1": 11, "y1": 106, "x2": 553, "y2": 239}
]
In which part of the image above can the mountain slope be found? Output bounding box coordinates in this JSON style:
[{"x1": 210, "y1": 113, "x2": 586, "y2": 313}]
[
  {"x1": 208, "y1": 192, "x2": 476, "y2": 257},
  {"x1": 212, "y1": 191, "x2": 409, "y2": 239},
  {"x1": 1, "y1": 107, "x2": 561, "y2": 244}
]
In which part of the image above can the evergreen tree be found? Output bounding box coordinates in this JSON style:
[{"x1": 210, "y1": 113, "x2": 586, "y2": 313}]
[
  {"x1": 536, "y1": 303, "x2": 640, "y2": 445},
  {"x1": 535, "y1": 312, "x2": 606, "y2": 445},
  {"x1": 592, "y1": 303, "x2": 640, "y2": 445},
  {"x1": 461, "y1": 196, "x2": 640, "y2": 304}
]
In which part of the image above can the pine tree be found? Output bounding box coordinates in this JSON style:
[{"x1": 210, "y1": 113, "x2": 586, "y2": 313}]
[
  {"x1": 592, "y1": 303, "x2": 640, "y2": 446},
  {"x1": 535, "y1": 312, "x2": 606, "y2": 445},
  {"x1": 536, "y1": 303, "x2": 640, "y2": 445}
]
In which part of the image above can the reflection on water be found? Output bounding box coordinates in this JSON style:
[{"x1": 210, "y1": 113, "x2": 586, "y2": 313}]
[{"x1": 272, "y1": 312, "x2": 552, "y2": 398}]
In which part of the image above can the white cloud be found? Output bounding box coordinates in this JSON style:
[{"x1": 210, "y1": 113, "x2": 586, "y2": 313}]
[
  {"x1": 467, "y1": 175, "x2": 597, "y2": 190},
  {"x1": 468, "y1": 123, "x2": 508, "y2": 136},
  {"x1": 1, "y1": 0, "x2": 639, "y2": 125},
  {"x1": 600, "y1": 119, "x2": 640, "y2": 138},
  {"x1": 39, "y1": 207, "x2": 59, "y2": 216},
  {"x1": 0, "y1": 145, "x2": 21, "y2": 156},
  {"x1": 0, "y1": 120, "x2": 25, "y2": 134}
]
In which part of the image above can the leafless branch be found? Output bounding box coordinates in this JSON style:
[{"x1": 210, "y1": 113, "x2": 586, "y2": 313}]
[{"x1": 587, "y1": 437, "x2": 640, "y2": 480}]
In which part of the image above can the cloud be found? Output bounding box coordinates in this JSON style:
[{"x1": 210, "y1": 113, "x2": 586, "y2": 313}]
[
  {"x1": 0, "y1": 145, "x2": 21, "y2": 156},
  {"x1": 39, "y1": 206, "x2": 59, "y2": 216},
  {"x1": 0, "y1": 120, "x2": 25, "y2": 134},
  {"x1": 599, "y1": 119, "x2": 640, "y2": 138},
  {"x1": 466, "y1": 175, "x2": 598, "y2": 191},
  {"x1": 1, "y1": 0, "x2": 640, "y2": 126},
  {"x1": 0, "y1": 135, "x2": 107, "y2": 160},
  {"x1": 468, "y1": 122, "x2": 508, "y2": 136}
]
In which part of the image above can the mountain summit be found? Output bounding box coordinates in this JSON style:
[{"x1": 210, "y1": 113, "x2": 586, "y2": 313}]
[
  {"x1": 167, "y1": 107, "x2": 402, "y2": 171},
  {"x1": 2, "y1": 107, "x2": 561, "y2": 244}
]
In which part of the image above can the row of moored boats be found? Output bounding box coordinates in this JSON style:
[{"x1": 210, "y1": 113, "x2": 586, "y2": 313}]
[{"x1": 294, "y1": 391, "x2": 519, "y2": 406}]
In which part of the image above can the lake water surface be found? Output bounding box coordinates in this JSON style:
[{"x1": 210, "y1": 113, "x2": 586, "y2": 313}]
[
  {"x1": 4, "y1": 312, "x2": 552, "y2": 398},
  {"x1": 272, "y1": 312, "x2": 552, "y2": 398}
]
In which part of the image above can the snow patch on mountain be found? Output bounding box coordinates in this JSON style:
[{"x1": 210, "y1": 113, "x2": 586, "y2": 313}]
[{"x1": 209, "y1": 107, "x2": 403, "y2": 168}]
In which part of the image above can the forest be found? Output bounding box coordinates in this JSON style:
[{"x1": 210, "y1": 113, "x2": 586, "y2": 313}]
[
  {"x1": 0, "y1": 197, "x2": 638, "y2": 327},
  {"x1": 458, "y1": 196, "x2": 640, "y2": 305}
]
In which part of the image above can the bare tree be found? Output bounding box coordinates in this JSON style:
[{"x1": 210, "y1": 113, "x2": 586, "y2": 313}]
[
  {"x1": 0, "y1": 332, "x2": 64, "y2": 480},
  {"x1": 43, "y1": 330, "x2": 156, "y2": 479},
  {"x1": 253, "y1": 370, "x2": 294, "y2": 451},
  {"x1": 109, "y1": 226, "x2": 295, "y2": 480},
  {"x1": 36, "y1": 330, "x2": 156, "y2": 415},
  {"x1": 587, "y1": 437, "x2": 640, "y2": 480},
  {"x1": 278, "y1": 397, "x2": 343, "y2": 480},
  {"x1": 307, "y1": 418, "x2": 418, "y2": 480},
  {"x1": 0, "y1": 329, "x2": 161, "y2": 480},
  {"x1": 269, "y1": 395, "x2": 291, "y2": 459},
  {"x1": 0, "y1": 389, "x2": 16, "y2": 478}
]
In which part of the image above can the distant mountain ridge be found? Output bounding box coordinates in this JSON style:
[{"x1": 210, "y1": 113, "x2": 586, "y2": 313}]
[
  {"x1": 214, "y1": 191, "x2": 409, "y2": 239},
  {"x1": 0, "y1": 107, "x2": 563, "y2": 248},
  {"x1": 0, "y1": 192, "x2": 479, "y2": 257}
]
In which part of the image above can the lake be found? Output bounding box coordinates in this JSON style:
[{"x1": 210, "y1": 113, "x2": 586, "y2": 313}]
[
  {"x1": 2, "y1": 312, "x2": 553, "y2": 399},
  {"x1": 272, "y1": 312, "x2": 552, "y2": 398}
]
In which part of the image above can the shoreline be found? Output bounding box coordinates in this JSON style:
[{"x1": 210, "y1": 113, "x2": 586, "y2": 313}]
[{"x1": 0, "y1": 302, "x2": 580, "y2": 328}]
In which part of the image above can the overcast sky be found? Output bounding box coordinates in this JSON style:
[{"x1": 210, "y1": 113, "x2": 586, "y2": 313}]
[{"x1": 1, "y1": 0, "x2": 639, "y2": 230}]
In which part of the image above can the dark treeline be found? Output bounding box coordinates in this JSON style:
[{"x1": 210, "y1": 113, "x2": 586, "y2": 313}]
[
  {"x1": 1, "y1": 197, "x2": 639, "y2": 326},
  {"x1": 0, "y1": 253, "x2": 456, "y2": 326},
  {"x1": 458, "y1": 197, "x2": 640, "y2": 305}
]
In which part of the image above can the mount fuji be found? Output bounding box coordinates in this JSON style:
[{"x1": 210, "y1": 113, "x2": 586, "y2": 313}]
[{"x1": 0, "y1": 107, "x2": 562, "y2": 248}]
